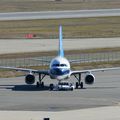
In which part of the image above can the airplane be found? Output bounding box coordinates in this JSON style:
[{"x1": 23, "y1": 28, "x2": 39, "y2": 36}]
[{"x1": 0, "y1": 25, "x2": 120, "y2": 90}]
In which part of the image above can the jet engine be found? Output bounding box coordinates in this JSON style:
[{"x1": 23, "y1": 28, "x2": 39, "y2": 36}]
[
  {"x1": 85, "y1": 73, "x2": 95, "y2": 85},
  {"x1": 25, "y1": 74, "x2": 35, "y2": 84}
]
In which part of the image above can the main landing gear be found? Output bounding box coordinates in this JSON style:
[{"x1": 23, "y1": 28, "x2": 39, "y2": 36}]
[
  {"x1": 36, "y1": 74, "x2": 46, "y2": 88},
  {"x1": 49, "y1": 84, "x2": 54, "y2": 91},
  {"x1": 74, "y1": 73, "x2": 84, "y2": 89}
]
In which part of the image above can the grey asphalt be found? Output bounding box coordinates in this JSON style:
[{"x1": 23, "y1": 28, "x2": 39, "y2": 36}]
[
  {"x1": 1, "y1": 106, "x2": 120, "y2": 120},
  {"x1": 0, "y1": 70, "x2": 120, "y2": 111},
  {"x1": 0, "y1": 9, "x2": 120, "y2": 20}
]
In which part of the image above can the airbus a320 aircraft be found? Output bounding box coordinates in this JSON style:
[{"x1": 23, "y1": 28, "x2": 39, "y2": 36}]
[{"x1": 0, "y1": 25, "x2": 120, "y2": 90}]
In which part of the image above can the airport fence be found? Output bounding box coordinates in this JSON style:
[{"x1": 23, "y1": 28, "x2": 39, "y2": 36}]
[{"x1": 0, "y1": 51, "x2": 120, "y2": 68}]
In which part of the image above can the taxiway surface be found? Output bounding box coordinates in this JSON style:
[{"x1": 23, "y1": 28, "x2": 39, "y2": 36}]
[
  {"x1": 0, "y1": 70, "x2": 120, "y2": 111},
  {"x1": 0, "y1": 9, "x2": 120, "y2": 20},
  {"x1": 0, "y1": 38, "x2": 120, "y2": 54}
]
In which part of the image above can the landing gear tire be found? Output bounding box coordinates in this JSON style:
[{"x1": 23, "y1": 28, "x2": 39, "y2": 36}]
[
  {"x1": 41, "y1": 82, "x2": 44, "y2": 87},
  {"x1": 36, "y1": 82, "x2": 40, "y2": 88},
  {"x1": 75, "y1": 82, "x2": 84, "y2": 89},
  {"x1": 75, "y1": 82, "x2": 79, "y2": 89},
  {"x1": 80, "y1": 82, "x2": 83, "y2": 89},
  {"x1": 36, "y1": 82, "x2": 44, "y2": 88},
  {"x1": 49, "y1": 84, "x2": 54, "y2": 91},
  {"x1": 70, "y1": 88, "x2": 74, "y2": 91}
]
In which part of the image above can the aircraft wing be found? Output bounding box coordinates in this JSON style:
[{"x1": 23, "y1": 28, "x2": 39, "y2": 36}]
[
  {"x1": 71, "y1": 67, "x2": 120, "y2": 75},
  {"x1": 0, "y1": 66, "x2": 49, "y2": 75}
]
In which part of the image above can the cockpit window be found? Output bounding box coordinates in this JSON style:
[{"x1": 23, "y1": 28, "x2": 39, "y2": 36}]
[
  {"x1": 61, "y1": 64, "x2": 67, "y2": 67},
  {"x1": 52, "y1": 64, "x2": 59, "y2": 67},
  {"x1": 52, "y1": 64, "x2": 67, "y2": 67},
  {"x1": 50, "y1": 68, "x2": 70, "y2": 75}
]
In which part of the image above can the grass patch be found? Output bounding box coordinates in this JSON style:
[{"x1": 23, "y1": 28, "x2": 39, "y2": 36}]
[
  {"x1": 0, "y1": 16, "x2": 120, "y2": 38},
  {"x1": 0, "y1": 0, "x2": 119, "y2": 12}
]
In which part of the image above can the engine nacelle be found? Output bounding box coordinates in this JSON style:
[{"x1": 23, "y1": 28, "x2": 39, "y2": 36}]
[
  {"x1": 25, "y1": 74, "x2": 35, "y2": 84},
  {"x1": 85, "y1": 73, "x2": 95, "y2": 85}
]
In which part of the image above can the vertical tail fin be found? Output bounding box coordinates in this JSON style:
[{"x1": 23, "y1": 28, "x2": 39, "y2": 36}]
[{"x1": 58, "y1": 25, "x2": 64, "y2": 57}]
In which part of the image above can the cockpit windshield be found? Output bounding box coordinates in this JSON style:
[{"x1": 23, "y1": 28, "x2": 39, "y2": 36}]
[
  {"x1": 52, "y1": 64, "x2": 67, "y2": 67},
  {"x1": 50, "y1": 68, "x2": 70, "y2": 75}
]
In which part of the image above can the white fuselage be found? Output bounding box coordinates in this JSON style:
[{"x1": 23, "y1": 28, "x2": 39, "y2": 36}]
[{"x1": 49, "y1": 56, "x2": 71, "y2": 81}]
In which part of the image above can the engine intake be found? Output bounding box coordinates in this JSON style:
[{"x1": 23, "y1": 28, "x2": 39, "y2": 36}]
[
  {"x1": 85, "y1": 73, "x2": 95, "y2": 85},
  {"x1": 25, "y1": 74, "x2": 35, "y2": 84}
]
